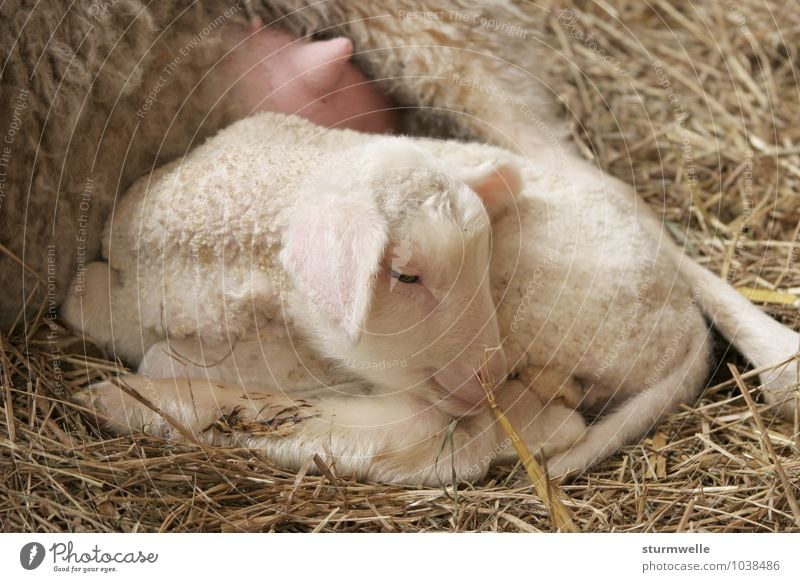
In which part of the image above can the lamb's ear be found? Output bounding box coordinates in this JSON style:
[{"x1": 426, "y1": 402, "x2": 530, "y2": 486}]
[
  {"x1": 280, "y1": 197, "x2": 388, "y2": 342},
  {"x1": 458, "y1": 159, "x2": 523, "y2": 218}
]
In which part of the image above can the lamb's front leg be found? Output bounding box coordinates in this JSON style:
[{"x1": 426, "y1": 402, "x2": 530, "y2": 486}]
[
  {"x1": 74, "y1": 375, "x2": 501, "y2": 485},
  {"x1": 73, "y1": 375, "x2": 317, "y2": 444}
]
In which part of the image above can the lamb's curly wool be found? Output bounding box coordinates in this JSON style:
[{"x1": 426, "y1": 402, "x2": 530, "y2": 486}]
[{"x1": 0, "y1": 0, "x2": 554, "y2": 328}]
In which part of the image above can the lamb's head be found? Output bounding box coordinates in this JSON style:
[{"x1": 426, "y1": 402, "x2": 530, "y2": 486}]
[{"x1": 281, "y1": 139, "x2": 521, "y2": 416}]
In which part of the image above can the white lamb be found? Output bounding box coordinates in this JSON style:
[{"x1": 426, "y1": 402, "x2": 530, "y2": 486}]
[
  {"x1": 62, "y1": 112, "x2": 591, "y2": 485},
  {"x1": 64, "y1": 112, "x2": 799, "y2": 484}
]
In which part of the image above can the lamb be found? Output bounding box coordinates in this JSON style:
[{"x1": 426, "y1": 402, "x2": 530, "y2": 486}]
[
  {"x1": 247, "y1": 1, "x2": 798, "y2": 433},
  {"x1": 66, "y1": 114, "x2": 799, "y2": 483},
  {"x1": 238, "y1": 6, "x2": 798, "y2": 443},
  {"x1": 62, "y1": 111, "x2": 591, "y2": 485}
]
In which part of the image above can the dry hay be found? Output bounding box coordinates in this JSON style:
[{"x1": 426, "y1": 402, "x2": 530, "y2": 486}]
[{"x1": 2, "y1": 0, "x2": 799, "y2": 532}]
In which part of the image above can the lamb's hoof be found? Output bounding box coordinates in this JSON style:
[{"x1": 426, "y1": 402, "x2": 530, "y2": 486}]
[{"x1": 72, "y1": 380, "x2": 157, "y2": 436}]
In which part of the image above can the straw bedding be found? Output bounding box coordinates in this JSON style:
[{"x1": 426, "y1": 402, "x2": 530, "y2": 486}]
[{"x1": 1, "y1": 0, "x2": 799, "y2": 532}]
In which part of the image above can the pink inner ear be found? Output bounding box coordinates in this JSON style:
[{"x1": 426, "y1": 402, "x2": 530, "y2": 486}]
[
  {"x1": 466, "y1": 161, "x2": 523, "y2": 217},
  {"x1": 281, "y1": 202, "x2": 388, "y2": 340}
]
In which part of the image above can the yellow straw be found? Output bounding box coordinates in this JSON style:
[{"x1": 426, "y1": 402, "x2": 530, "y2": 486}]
[{"x1": 477, "y1": 351, "x2": 579, "y2": 532}]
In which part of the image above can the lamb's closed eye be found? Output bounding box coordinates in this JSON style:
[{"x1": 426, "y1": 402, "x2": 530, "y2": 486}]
[{"x1": 390, "y1": 270, "x2": 419, "y2": 284}]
